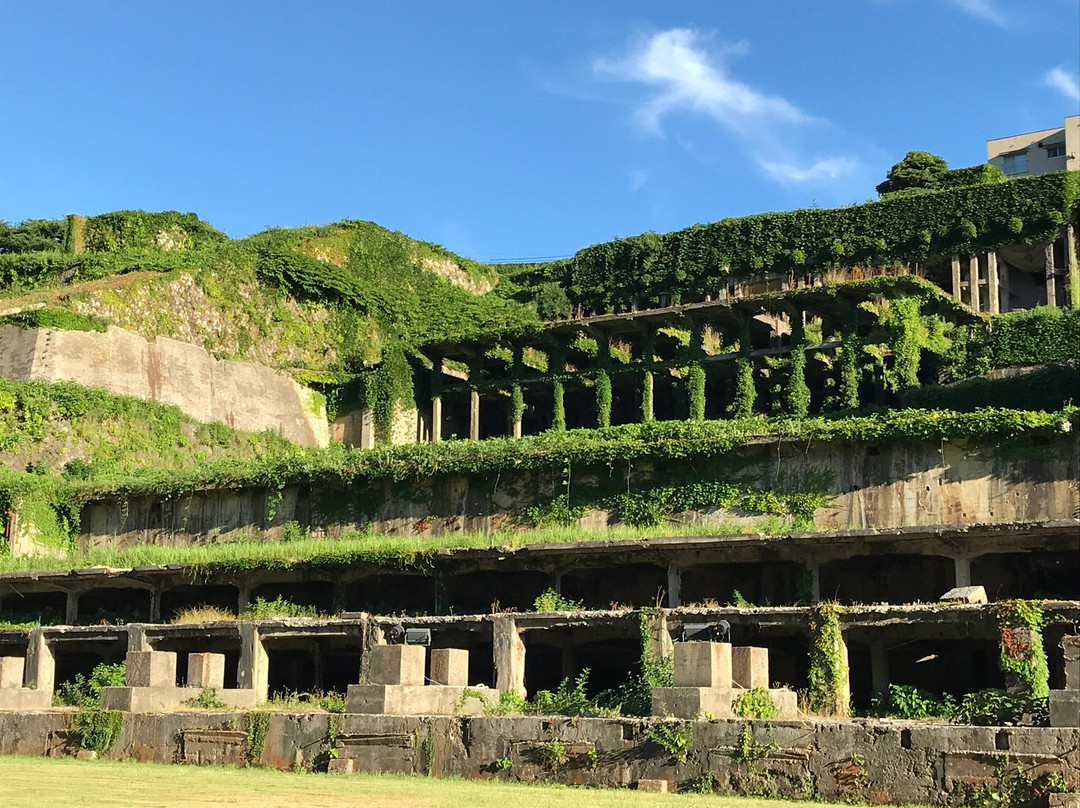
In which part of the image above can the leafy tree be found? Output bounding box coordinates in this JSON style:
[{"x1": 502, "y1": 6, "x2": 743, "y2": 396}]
[{"x1": 876, "y1": 151, "x2": 949, "y2": 196}]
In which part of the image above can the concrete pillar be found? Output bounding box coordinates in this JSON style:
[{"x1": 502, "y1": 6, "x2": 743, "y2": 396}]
[
  {"x1": 560, "y1": 642, "x2": 576, "y2": 680},
  {"x1": 359, "y1": 408, "x2": 375, "y2": 450},
  {"x1": 24, "y1": 628, "x2": 55, "y2": 692},
  {"x1": 511, "y1": 383, "x2": 523, "y2": 439},
  {"x1": 642, "y1": 371, "x2": 654, "y2": 422},
  {"x1": 64, "y1": 591, "x2": 80, "y2": 626},
  {"x1": 127, "y1": 625, "x2": 151, "y2": 653},
  {"x1": 0, "y1": 656, "x2": 25, "y2": 689},
  {"x1": 666, "y1": 566, "x2": 682, "y2": 609},
  {"x1": 148, "y1": 587, "x2": 162, "y2": 623},
  {"x1": 187, "y1": 653, "x2": 226, "y2": 689},
  {"x1": 968, "y1": 256, "x2": 981, "y2": 312},
  {"x1": 987, "y1": 252, "x2": 1000, "y2": 314},
  {"x1": 1046, "y1": 242, "x2": 1057, "y2": 307},
  {"x1": 954, "y1": 557, "x2": 972, "y2": 589},
  {"x1": 951, "y1": 255, "x2": 962, "y2": 302},
  {"x1": 238, "y1": 584, "x2": 252, "y2": 615},
  {"x1": 430, "y1": 648, "x2": 469, "y2": 686},
  {"x1": 870, "y1": 641, "x2": 889, "y2": 695},
  {"x1": 469, "y1": 390, "x2": 480, "y2": 441},
  {"x1": 999, "y1": 254, "x2": 1011, "y2": 312},
  {"x1": 1066, "y1": 225, "x2": 1078, "y2": 309},
  {"x1": 808, "y1": 562, "x2": 821, "y2": 604},
  {"x1": 126, "y1": 651, "x2": 177, "y2": 687},
  {"x1": 643, "y1": 610, "x2": 674, "y2": 663},
  {"x1": 238, "y1": 622, "x2": 270, "y2": 702},
  {"x1": 492, "y1": 615, "x2": 525, "y2": 697},
  {"x1": 431, "y1": 397, "x2": 442, "y2": 443}
]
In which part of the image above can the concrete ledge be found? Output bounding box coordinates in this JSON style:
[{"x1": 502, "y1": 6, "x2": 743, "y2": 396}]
[
  {"x1": 100, "y1": 686, "x2": 258, "y2": 712},
  {"x1": 346, "y1": 684, "x2": 490, "y2": 715},
  {"x1": 651, "y1": 687, "x2": 797, "y2": 720},
  {"x1": 0, "y1": 689, "x2": 53, "y2": 711},
  {"x1": 1050, "y1": 691, "x2": 1079, "y2": 729}
]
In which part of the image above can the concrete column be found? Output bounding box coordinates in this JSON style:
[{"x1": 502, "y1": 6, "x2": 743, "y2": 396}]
[
  {"x1": 643, "y1": 610, "x2": 674, "y2": 663},
  {"x1": 968, "y1": 256, "x2": 981, "y2": 312},
  {"x1": 951, "y1": 255, "x2": 962, "y2": 302},
  {"x1": 954, "y1": 557, "x2": 972, "y2": 589},
  {"x1": 359, "y1": 408, "x2": 375, "y2": 450},
  {"x1": 469, "y1": 390, "x2": 480, "y2": 441},
  {"x1": 1046, "y1": 243, "x2": 1057, "y2": 307},
  {"x1": 870, "y1": 641, "x2": 889, "y2": 696},
  {"x1": 430, "y1": 396, "x2": 442, "y2": 442},
  {"x1": 238, "y1": 622, "x2": 270, "y2": 702},
  {"x1": 808, "y1": 562, "x2": 821, "y2": 604},
  {"x1": 127, "y1": 625, "x2": 151, "y2": 653},
  {"x1": 642, "y1": 371, "x2": 654, "y2": 422},
  {"x1": 148, "y1": 587, "x2": 162, "y2": 623},
  {"x1": 666, "y1": 565, "x2": 682, "y2": 608},
  {"x1": 987, "y1": 252, "x2": 1000, "y2": 314},
  {"x1": 1066, "y1": 225, "x2": 1078, "y2": 310},
  {"x1": 999, "y1": 255, "x2": 1011, "y2": 312},
  {"x1": 560, "y1": 642, "x2": 576, "y2": 680},
  {"x1": 511, "y1": 383, "x2": 523, "y2": 439},
  {"x1": 64, "y1": 591, "x2": 80, "y2": 626},
  {"x1": 24, "y1": 628, "x2": 54, "y2": 692},
  {"x1": 492, "y1": 615, "x2": 526, "y2": 697},
  {"x1": 237, "y1": 584, "x2": 252, "y2": 615}
]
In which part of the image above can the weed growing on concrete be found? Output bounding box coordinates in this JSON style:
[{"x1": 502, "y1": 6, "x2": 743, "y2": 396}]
[
  {"x1": 733, "y1": 688, "x2": 778, "y2": 719},
  {"x1": 184, "y1": 688, "x2": 227, "y2": 710},
  {"x1": 66, "y1": 708, "x2": 124, "y2": 754},
  {"x1": 243, "y1": 712, "x2": 272, "y2": 765},
  {"x1": 643, "y1": 721, "x2": 693, "y2": 765}
]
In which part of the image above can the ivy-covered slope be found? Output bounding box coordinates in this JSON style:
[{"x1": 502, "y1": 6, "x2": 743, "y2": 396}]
[{"x1": 0, "y1": 214, "x2": 540, "y2": 385}]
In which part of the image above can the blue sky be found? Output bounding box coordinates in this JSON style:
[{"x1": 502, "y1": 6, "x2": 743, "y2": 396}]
[{"x1": 1, "y1": 1, "x2": 1077, "y2": 262}]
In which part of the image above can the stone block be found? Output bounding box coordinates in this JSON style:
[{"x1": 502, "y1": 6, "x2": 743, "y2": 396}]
[
  {"x1": 939, "y1": 586, "x2": 988, "y2": 604},
  {"x1": 75, "y1": 750, "x2": 97, "y2": 760},
  {"x1": 100, "y1": 685, "x2": 258, "y2": 712},
  {"x1": 0, "y1": 656, "x2": 24, "y2": 689},
  {"x1": 367, "y1": 645, "x2": 425, "y2": 686},
  {"x1": 187, "y1": 653, "x2": 226, "y2": 689},
  {"x1": 327, "y1": 757, "x2": 355, "y2": 774},
  {"x1": 673, "y1": 642, "x2": 731, "y2": 689},
  {"x1": 731, "y1": 646, "x2": 769, "y2": 689},
  {"x1": 430, "y1": 649, "x2": 468, "y2": 687},
  {"x1": 637, "y1": 779, "x2": 669, "y2": 792},
  {"x1": 126, "y1": 651, "x2": 177, "y2": 688},
  {"x1": 1049, "y1": 690, "x2": 1079, "y2": 729},
  {"x1": 651, "y1": 686, "x2": 739, "y2": 719},
  {"x1": 0, "y1": 687, "x2": 53, "y2": 711},
  {"x1": 1062, "y1": 636, "x2": 1079, "y2": 691}
]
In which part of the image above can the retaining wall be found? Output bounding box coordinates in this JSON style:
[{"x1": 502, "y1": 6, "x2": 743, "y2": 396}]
[{"x1": 0, "y1": 711, "x2": 1075, "y2": 803}]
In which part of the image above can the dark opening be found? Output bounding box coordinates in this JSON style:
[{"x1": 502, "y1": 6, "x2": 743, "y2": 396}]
[
  {"x1": 267, "y1": 648, "x2": 316, "y2": 696},
  {"x1": 160, "y1": 585, "x2": 240, "y2": 621},
  {"x1": 442, "y1": 571, "x2": 550, "y2": 614},
  {"x1": 345, "y1": 575, "x2": 437, "y2": 615},
  {"x1": 819, "y1": 555, "x2": 954, "y2": 605},
  {"x1": 680, "y1": 562, "x2": 804, "y2": 607},
  {"x1": 971, "y1": 551, "x2": 1080, "y2": 601},
  {"x1": 523, "y1": 641, "x2": 565, "y2": 698},
  {"x1": 150, "y1": 636, "x2": 241, "y2": 689},
  {"x1": 250, "y1": 581, "x2": 334, "y2": 614},
  {"x1": 887, "y1": 638, "x2": 1000, "y2": 699},
  {"x1": 560, "y1": 564, "x2": 667, "y2": 609},
  {"x1": 78, "y1": 588, "x2": 151, "y2": 625},
  {"x1": 54, "y1": 642, "x2": 126, "y2": 693},
  {"x1": 440, "y1": 391, "x2": 471, "y2": 442},
  {"x1": 572, "y1": 638, "x2": 639, "y2": 694},
  {"x1": 1, "y1": 591, "x2": 65, "y2": 626}
]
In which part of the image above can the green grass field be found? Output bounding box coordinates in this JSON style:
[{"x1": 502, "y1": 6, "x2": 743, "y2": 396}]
[{"x1": 0, "y1": 756, "x2": 915, "y2": 808}]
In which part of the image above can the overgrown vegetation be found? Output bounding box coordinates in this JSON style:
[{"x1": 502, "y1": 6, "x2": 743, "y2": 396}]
[{"x1": 807, "y1": 602, "x2": 848, "y2": 717}]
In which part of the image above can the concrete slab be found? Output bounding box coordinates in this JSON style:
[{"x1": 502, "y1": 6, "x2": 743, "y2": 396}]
[
  {"x1": 126, "y1": 651, "x2": 177, "y2": 688},
  {"x1": 673, "y1": 642, "x2": 732, "y2": 689},
  {"x1": 346, "y1": 684, "x2": 488, "y2": 715},
  {"x1": 100, "y1": 686, "x2": 258, "y2": 712},
  {"x1": 430, "y1": 649, "x2": 468, "y2": 687},
  {"x1": 939, "y1": 586, "x2": 988, "y2": 604},
  {"x1": 367, "y1": 645, "x2": 425, "y2": 686},
  {"x1": 0, "y1": 688, "x2": 53, "y2": 711},
  {"x1": 0, "y1": 656, "x2": 24, "y2": 690},
  {"x1": 731, "y1": 647, "x2": 769, "y2": 689},
  {"x1": 1049, "y1": 690, "x2": 1079, "y2": 729}
]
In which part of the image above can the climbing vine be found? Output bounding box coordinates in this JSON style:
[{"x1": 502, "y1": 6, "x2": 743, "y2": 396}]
[
  {"x1": 838, "y1": 329, "x2": 861, "y2": 410},
  {"x1": 733, "y1": 357, "x2": 756, "y2": 418},
  {"x1": 687, "y1": 362, "x2": 706, "y2": 421},
  {"x1": 808, "y1": 601, "x2": 849, "y2": 717},
  {"x1": 992, "y1": 600, "x2": 1049, "y2": 699},
  {"x1": 551, "y1": 379, "x2": 565, "y2": 431},
  {"x1": 595, "y1": 369, "x2": 612, "y2": 428},
  {"x1": 785, "y1": 316, "x2": 810, "y2": 418}
]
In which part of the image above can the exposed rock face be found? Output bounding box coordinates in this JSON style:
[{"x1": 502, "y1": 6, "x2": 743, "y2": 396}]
[{"x1": 0, "y1": 324, "x2": 328, "y2": 447}]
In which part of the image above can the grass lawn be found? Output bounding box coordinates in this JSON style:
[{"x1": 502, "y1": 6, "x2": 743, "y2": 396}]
[{"x1": 0, "y1": 756, "x2": 910, "y2": 808}]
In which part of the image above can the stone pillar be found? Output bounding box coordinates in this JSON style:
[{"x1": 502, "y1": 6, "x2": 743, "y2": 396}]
[
  {"x1": 359, "y1": 408, "x2": 375, "y2": 450},
  {"x1": 492, "y1": 615, "x2": 526, "y2": 697},
  {"x1": 987, "y1": 252, "x2": 1000, "y2": 314},
  {"x1": 148, "y1": 587, "x2": 162, "y2": 623},
  {"x1": 64, "y1": 591, "x2": 80, "y2": 626},
  {"x1": 642, "y1": 371, "x2": 654, "y2": 422},
  {"x1": 431, "y1": 396, "x2": 442, "y2": 442},
  {"x1": 954, "y1": 557, "x2": 972, "y2": 589},
  {"x1": 24, "y1": 628, "x2": 55, "y2": 692},
  {"x1": 511, "y1": 383, "x2": 523, "y2": 439},
  {"x1": 127, "y1": 625, "x2": 151, "y2": 653},
  {"x1": 1066, "y1": 225, "x2": 1078, "y2": 309},
  {"x1": 237, "y1": 584, "x2": 252, "y2": 615},
  {"x1": 808, "y1": 562, "x2": 821, "y2": 604},
  {"x1": 430, "y1": 648, "x2": 469, "y2": 687},
  {"x1": 968, "y1": 256, "x2": 981, "y2": 312},
  {"x1": 1046, "y1": 243, "x2": 1057, "y2": 307},
  {"x1": 870, "y1": 641, "x2": 889, "y2": 696},
  {"x1": 643, "y1": 610, "x2": 674, "y2": 663},
  {"x1": 238, "y1": 622, "x2": 270, "y2": 702},
  {"x1": 666, "y1": 566, "x2": 682, "y2": 609},
  {"x1": 126, "y1": 651, "x2": 177, "y2": 687},
  {"x1": 951, "y1": 255, "x2": 962, "y2": 301},
  {"x1": 469, "y1": 390, "x2": 480, "y2": 441}
]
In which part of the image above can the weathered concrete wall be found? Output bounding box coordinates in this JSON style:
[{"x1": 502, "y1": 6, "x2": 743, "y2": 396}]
[
  {"x1": 0, "y1": 711, "x2": 1075, "y2": 803},
  {"x1": 0, "y1": 324, "x2": 329, "y2": 447},
  {"x1": 78, "y1": 434, "x2": 1079, "y2": 549}
]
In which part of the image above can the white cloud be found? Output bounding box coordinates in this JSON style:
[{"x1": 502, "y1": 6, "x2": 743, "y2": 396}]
[
  {"x1": 948, "y1": 0, "x2": 1005, "y2": 24},
  {"x1": 595, "y1": 29, "x2": 807, "y2": 135},
  {"x1": 628, "y1": 169, "x2": 648, "y2": 192},
  {"x1": 1044, "y1": 66, "x2": 1080, "y2": 102},
  {"x1": 594, "y1": 28, "x2": 860, "y2": 188},
  {"x1": 758, "y1": 158, "x2": 860, "y2": 184}
]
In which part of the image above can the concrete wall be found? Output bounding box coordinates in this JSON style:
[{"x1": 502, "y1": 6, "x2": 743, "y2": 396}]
[
  {"x1": 77, "y1": 433, "x2": 1079, "y2": 549},
  {"x1": 0, "y1": 710, "x2": 1075, "y2": 802},
  {"x1": 0, "y1": 325, "x2": 329, "y2": 447}
]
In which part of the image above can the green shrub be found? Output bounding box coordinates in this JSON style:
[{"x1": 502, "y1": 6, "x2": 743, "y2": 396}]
[
  {"x1": 66, "y1": 709, "x2": 124, "y2": 754},
  {"x1": 870, "y1": 684, "x2": 956, "y2": 720},
  {"x1": 533, "y1": 588, "x2": 583, "y2": 612},
  {"x1": 240, "y1": 596, "x2": 322, "y2": 620},
  {"x1": 733, "y1": 687, "x2": 779, "y2": 719},
  {"x1": 951, "y1": 689, "x2": 1048, "y2": 726},
  {"x1": 56, "y1": 662, "x2": 126, "y2": 709},
  {"x1": 184, "y1": 687, "x2": 227, "y2": 710}
]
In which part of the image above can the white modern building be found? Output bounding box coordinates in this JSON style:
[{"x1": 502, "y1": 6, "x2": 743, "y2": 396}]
[{"x1": 986, "y1": 115, "x2": 1079, "y2": 177}]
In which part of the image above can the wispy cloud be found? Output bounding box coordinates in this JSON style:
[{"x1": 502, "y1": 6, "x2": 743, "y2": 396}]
[
  {"x1": 948, "y1": 0, "x2": 1005, "y2": 25},
  {"x1": 593, "y1": 28, "x2": 860, "y2": 187},
  {"x1": 628, "y1": 169, "x2": 648, "y2": 192},
  {"x1": 759, "y1": 158, "x2": 860, "y2": 185},
  {"x1": 1044, "y1": 66, "x2": 1080, "y2": 102}
]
